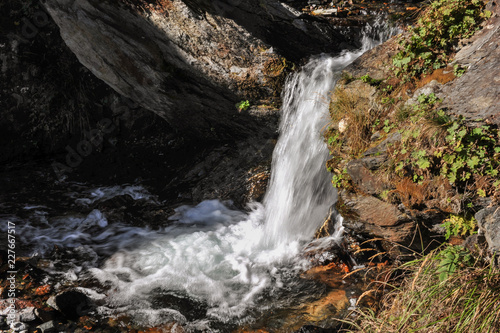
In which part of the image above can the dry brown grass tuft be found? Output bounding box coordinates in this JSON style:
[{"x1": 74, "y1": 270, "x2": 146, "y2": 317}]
[
  {"x1": 345, "y1": 247, "x2": 500, "y2": 333},
  {"x1": 329, "y1": 81, "x2": 382, "y2": 158}
]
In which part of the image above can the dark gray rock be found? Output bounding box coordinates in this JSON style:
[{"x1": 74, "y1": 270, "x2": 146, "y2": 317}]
[
  {"x1": 440, "y1": 2, "x2": 500, "y2": 125},
  {"x1": 475, "y1": 206, "x2": 500, "y2": 253},
  {"x1": 345, "y1": 159, "x2": 384, "y2": 194},
  {"x1": 363, "y1": 132, "x2": 401, "y2": 156},
  {"x1": 42, "y1": 0, "x2": 352, "y2": 138},
  {"x1": 48, "y1": 290, "x2": 94, "y2": 320},
  {"x1": 342, "y1": 35, "x2": 400, "y2": 80},
  {"x1": 359, "y1": 154, "x2": 387, "y2": 170},
  {"x1": 464, "y1": 234, "x2": 487, "y2": 253}
]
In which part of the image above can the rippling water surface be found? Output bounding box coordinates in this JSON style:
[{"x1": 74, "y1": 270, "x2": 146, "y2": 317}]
[{"x1": 0, "y1": 19, "x2": 399, "y2": 331}]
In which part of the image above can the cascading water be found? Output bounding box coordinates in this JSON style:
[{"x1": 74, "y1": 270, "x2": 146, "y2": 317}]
[
  {"x1": 87, "y1": 22, "x2": 398, "y2": 325},
  {"x1": 0, "y1": 18, "x2": 400, "y2": 330}
]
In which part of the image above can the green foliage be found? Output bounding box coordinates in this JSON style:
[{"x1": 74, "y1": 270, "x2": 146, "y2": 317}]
[
  {"x1": 436, "y1": 245, "x2": 473, "y2": 281},
  {"x1": 439, "y1": 121, "x2": 500, "y2": 185},
  {"x1": 393, "y1": 0, "x2": 487, "y2": 81},
  {"x1": 441, "y1": 214, "x2": 477, "y2": 240},
  {"x1": 347, "y1": 247, "x2": 500, "y2": 333},
  {"x1": 417, "y1": 92, "x2": 440, "y2": 106},
  {"x1": 359, "y1": 74, "x2": 382, "y2": 86},
  {"x1": 453, "y1": 63, "x2": 467, "y2": 77},
  {"x1": 383, "y1": 119, "x2": 394, "y2": 133},
  {"x1": 380, "y1": 189, "x2": 390, "y2": 201},
  {"x1": 236, "y1": 100, "x2": 250, "y2": 111},
  {"x1": 392, "y1": 90, "x2": 500, "y2": 201},
  {"x1": 331, "y1": 168, "x2": 350, "y2": 188},
  {"x1": 381, "y1": 96, "x2": 395, "y2": 105}
]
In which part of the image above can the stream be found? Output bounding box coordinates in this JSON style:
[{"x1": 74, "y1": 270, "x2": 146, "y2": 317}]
[{"x1": 0, "y1": 18, "x2": 398, "y2": 332}]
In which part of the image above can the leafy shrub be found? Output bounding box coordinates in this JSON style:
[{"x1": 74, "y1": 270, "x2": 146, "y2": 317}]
[
  {"x1": 359, "y1": 74, "x2": 382, "y2": 86},
  {"x1": 391, "y1": 91, "x2": 500, "y2": 202},
  {"x1": 441, "y1": 214, "x2": 477, "y2": 240},
  {"x1": 436, "y1": 245, "x2": 473, "y2": 281},
  {"x1": 393, "y1": 0, "x2": 489, "y2": 81},
  {"x1": 236, "y1": 100, "x2": 250, "y2": 111}
]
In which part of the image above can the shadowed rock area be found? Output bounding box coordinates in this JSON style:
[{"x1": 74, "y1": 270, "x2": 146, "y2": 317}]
[{"x1": 42, "y1": 0, "x2": 356, "y2": 138}]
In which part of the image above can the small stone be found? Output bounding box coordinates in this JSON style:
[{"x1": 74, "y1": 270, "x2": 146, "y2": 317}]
[
  {"x1": 338, "y1": 118, "x2": 348, "y2": 133},
  {"x1": 36, "y1": 320, "x2": 56, "y2": 333},
  {"x1": 19, "y1": 307, "x2": 36, "y2": 322},
  {"x1": 363, "y1": 132, "x2": 401, "y2": 156},
  {"x1": 10, "y1": 322, "x2": 28, "y2": 332}
]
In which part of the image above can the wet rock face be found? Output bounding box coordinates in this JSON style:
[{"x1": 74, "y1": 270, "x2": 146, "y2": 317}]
[{"x1": 42, "y1": 0, "x2": 352, "y2": 138}]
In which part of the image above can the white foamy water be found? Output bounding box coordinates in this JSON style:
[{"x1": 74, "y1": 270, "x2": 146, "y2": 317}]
[
  {"x1": 88, "y1": 22, "x2": 400, "y2": 326},
  {"x1": 0, "y1": 19, "x2": 400, "y2": 329}
]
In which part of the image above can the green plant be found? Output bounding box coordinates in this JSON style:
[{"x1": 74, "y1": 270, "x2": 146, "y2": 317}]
[
  {"x1": 436, "y1": 245, "x2": 473, "y2": 281},
  {"x1": 441, "y1": 214, "x2": 477, "y2": 240},
  {"x1": 393, "y1": 0, "x2": 487, "y2": 81},
  {"x1": 390, "y1": 94, "x2": 500, "y2": 203},
  {"x1": 453, "y1": 63, "x2": 467, "y2": 77},
  {"x1": 383, "y1": 119, "x2": 394, "y2": 133},
  {"x1": 359, "y1": 74, "x2": 382, "y2": 86},
  {"x1": 381, "y1": 97, "x2": 395, "y2": 105},
  {"x1": 380, "y1": 189, "x2": 390, "y2": 201},
  {"x1": 346, "y1": 248, "x2": 500, "y2": 333},
  {"x1": 331, "y1": 168, "x2": 350, "y2": 188},
  {"x1": 236, "y1": 100, "x2": 250, "y2": 111}
]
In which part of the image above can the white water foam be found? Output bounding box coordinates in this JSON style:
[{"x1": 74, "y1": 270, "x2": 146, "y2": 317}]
[
  {"x1": 88, "y1": 23, "x2": 401, "y2": 326},
  {"x1": 0, "y1": 19, "x2": 401, "y2": 329}
]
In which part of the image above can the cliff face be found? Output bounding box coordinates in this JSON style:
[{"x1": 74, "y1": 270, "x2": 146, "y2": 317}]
[
  {"x1": 42, "y1": 0, "x2": 355, "y2": 138},
  {"x1": 323, "y1": 0, "x2": 500, "y2": 255}
]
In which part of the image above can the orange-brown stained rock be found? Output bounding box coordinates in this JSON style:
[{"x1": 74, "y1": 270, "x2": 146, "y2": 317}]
[
  {"x1": 302, "y1": 290, "x2": 349, "y2": 321},
  {"x1": 301, "y1": 262, "x2": 349, "y2": 288},
  {"x1": 34, "y1": 284, "x2": 51, "y2": 296}
]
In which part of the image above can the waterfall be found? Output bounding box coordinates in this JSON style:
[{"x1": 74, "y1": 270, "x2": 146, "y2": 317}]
[
  {"x1": 262, "y1": 17, "x2": 399, "y2": 246},
  {"x1": 0, "y1": 18, "x2": 400, "y2": 329}
]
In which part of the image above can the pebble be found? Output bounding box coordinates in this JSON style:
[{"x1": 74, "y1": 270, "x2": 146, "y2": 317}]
[
  {"x1": 36, "y1": 320, "x2": 56, "y2": 333},
  {"x1": 10, "y1": 322, "x2": 28, "y2": 332},
  {"x1": 19, "y1": 307, "x2": 36, "y2": 322}
]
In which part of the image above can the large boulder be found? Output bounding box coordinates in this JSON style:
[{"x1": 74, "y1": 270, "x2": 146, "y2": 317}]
[
  {"x1": 440, "y1": 1, "x2": 500, "y2": 125},
  {"x1": 42, "y1": 0, "x2": 353, "y2": 138}
]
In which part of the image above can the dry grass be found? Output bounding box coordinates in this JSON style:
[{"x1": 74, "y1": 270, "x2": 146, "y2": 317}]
[
  {"x1": 328, "y1": 81, "x2": 382, "y2": 158},
  {"x1": 344, "y1": 247, "x2": 500, "y2": 333}
]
